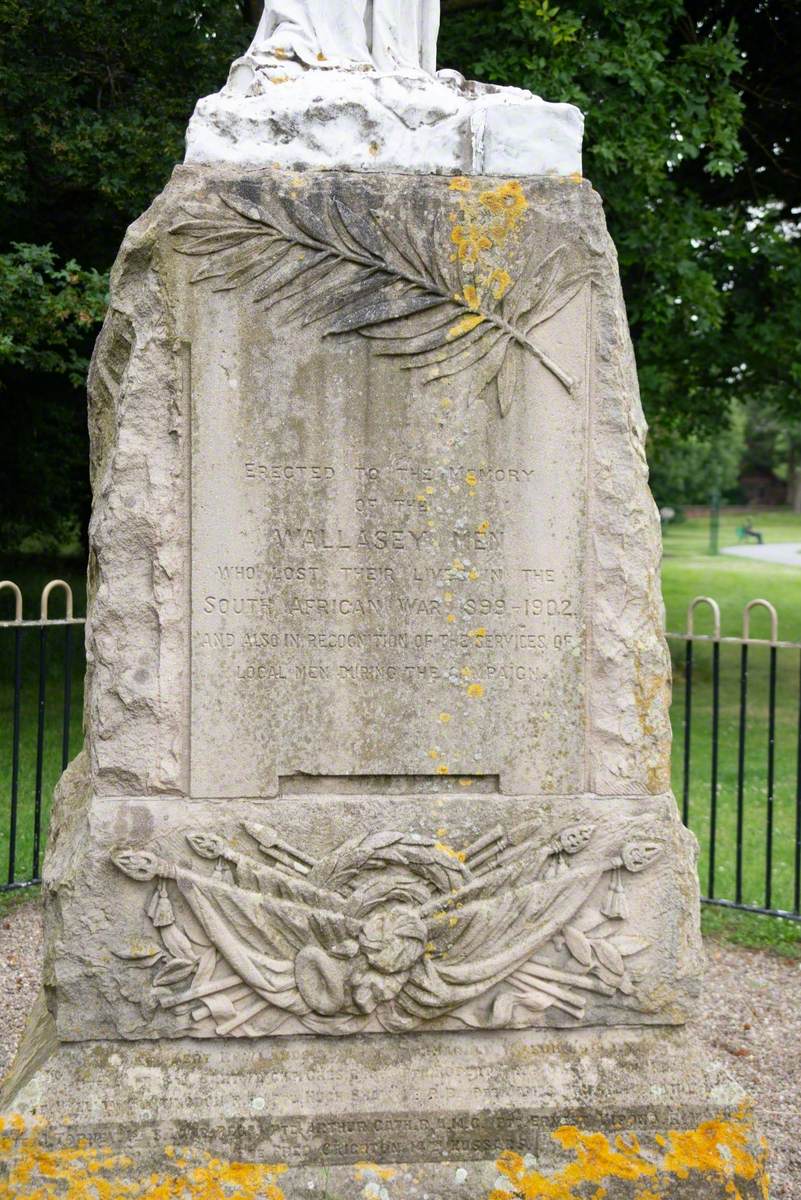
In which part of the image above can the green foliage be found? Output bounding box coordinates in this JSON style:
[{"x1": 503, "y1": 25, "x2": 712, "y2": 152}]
[
  {"x1": 0, "y1": 0, "x2": 249, "y2": 263},
  {"x1": 0, "y1": 0, "x2": 252, "y2": 552},
  {"x1": 1, "y1": 0, "x2": 800, "y2": 550},
  {"x1": 0, "y1": 244, "x2": 107, "y2": 386},
  {"x1": 441, "y1": 0, "x2": 801, "y2": 437},
  {"x1": 701, "y1": 907, "x2": 801, "y2": 959},
  {"x1": 647, "y1": 406, "x2": 746, "y2": 508}
]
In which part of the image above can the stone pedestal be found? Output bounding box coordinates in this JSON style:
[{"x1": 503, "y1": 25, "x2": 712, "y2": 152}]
[
  {"x1": 1, "y1": 169, "x2": 768, "y2": 1197},
  {"x1": 4, "y1": 997, "x2": 765, "y2": 1197}
]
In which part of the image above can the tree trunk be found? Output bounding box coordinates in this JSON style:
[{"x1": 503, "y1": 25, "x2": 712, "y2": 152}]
[
  {"x1": 241, "y1": 0, "x2": 262, "y2": 28},
  {"x1": 788, "y1": 443, "x2": 801, "y2": 513}
]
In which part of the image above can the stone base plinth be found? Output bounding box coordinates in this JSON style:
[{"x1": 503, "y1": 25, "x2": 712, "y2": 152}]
[{"x1": 2, "y1": 996, "x2": 768, "y2": 1198}]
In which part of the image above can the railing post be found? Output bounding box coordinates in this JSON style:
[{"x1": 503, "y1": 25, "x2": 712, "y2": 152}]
[
  {"x1": 1, "y1": 582, "x2": 24, "y2": 888},
  {"x1": 683, "y1": 598, "x2": 721, "y2": 898}
]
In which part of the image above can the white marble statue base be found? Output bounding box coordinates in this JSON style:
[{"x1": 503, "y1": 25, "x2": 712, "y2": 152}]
[{"x1": 185, "y1": 68, "x2": 583, "y2": 176}]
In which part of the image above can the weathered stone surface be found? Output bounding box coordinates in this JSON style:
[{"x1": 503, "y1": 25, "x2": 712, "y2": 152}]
[
  {"x1": 43, "y1": 759, "x2": 702, "y2": 1041},
  {"x1": 24, "y1": 167, "x2": 699, "y2": 1048},
  {"x1": 2, "y1": 1004, "x2": 768, "y2": 1198},
  {"x1": 186, "y1": 71, "x2": 584, "y2": 177},
  {"x1": 84, "y1": 167, "x2": 672, "y2": 803},
  {"x1": 1, "y1": 164, "x2": 764, "y2": 1191}
]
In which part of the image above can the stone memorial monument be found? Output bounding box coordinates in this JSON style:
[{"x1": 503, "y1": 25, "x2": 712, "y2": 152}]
[{"x1": 1, "y1": 5, "x2": 767, "y2": 1196}]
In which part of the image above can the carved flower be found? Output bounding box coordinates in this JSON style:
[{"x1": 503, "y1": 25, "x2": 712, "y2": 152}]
[{"x1": 357, "y1": 906, "x2": 427, "y2": 975}]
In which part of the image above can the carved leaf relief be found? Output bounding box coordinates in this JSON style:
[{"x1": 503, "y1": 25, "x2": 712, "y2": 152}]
[
  {"x1": 168, "y1": 184, "x2": 600, "y2": 417},
  {"x1": 111, "y1": 819, "x2": 662, "y2": 1037}
]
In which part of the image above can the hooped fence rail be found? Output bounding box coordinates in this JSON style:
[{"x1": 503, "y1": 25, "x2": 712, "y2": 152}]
[
  {"x1": 2, "y1": 580, "x2": 800, "y2": 923},
  {"x1": 666, "y1": 596, "x2": 801, "y2": 923},
  {"x1": 0, "y1": 580, "x2": 84, "y2": 892}
]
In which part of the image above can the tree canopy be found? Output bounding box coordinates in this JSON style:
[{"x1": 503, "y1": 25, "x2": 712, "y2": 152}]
[{"x1": 1, "y1": 0, "x2": 799, "y2": 547}]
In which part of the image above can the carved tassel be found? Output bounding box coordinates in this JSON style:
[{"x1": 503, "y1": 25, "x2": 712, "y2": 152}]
[
  {"x1": 149, "y1": 878, "x2": 175, "y2": 928},
  {"x1": 543, "y1": 851, "x2": 567, "y2": 880},
  {"x1": 213, "y1": 857, "x2": 234, "y2": 886},
  {"x1": 602, "y1": 867, "x2": 628, "y2": 920}
]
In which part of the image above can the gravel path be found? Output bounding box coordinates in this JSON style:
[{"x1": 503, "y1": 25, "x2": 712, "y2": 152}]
[
  {"x1": 1, "y1": 902, "x2": 798, "y2": 1194},
  {"x1": 721, "y1": 541, "x2": 801, "y2": 567},
  {"x1": 0, "y1": 899, "x2": 42, "y2": 1083}
]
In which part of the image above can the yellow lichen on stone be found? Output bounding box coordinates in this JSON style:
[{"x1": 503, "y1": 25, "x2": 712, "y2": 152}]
[
  {"x1": 478, "y1": 181, "x2": 528, "y2": 243},
  {"x1": 436, "y1": 763, "x2": 450, "y2": 775},
  {"x1": 461, "y1": 284, "x2": 481, "y2": 311},
  {"x1": 447, "y1": 313, "x2": 485, "y2": 339},
  {"x1": 435, "y1": 841, "x2": 467, "y2": 863},
  {"x1": 633, "y1": 647, "x2": 671, "y2": 793},
  {"x1": 450, "y1": 224, "x2": 492, "y2": 265},
  {"x1": 447, "y1": 183, "x2": 523, "y2": 315},
  {"x1": 488, "y1": 268, "x2": 513, "y2": 299},
  {"x1": 660, "y1": 1107, "x2": 769, "y2": 1196},
  {"x1": 488, "y1": 1105, "x2": 768, "y2": 1200},
  {"x1": 0, "y1": 1116, "x2": 288, "y2": 1200},
  {"x1": 449, "y1": 176, "x2": 473, "y2": 192},
  {"x1": 355, "y1": 1162, "x2": 396, "y2": 1182},
  {"x1": 466, "y1": 682, "x2": 485, "y2": 699}
]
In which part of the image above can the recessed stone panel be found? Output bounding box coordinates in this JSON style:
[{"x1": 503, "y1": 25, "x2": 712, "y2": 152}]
[{"x1": 187, "y1": 175, "x2": 591, "y2": 798}]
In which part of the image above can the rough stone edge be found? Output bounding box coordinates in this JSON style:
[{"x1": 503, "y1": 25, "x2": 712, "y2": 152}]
[
  {"x1": 585, "y1": 188, "x2": 673, "y2": 796},
  {"x1": 85, "y1": 185, "x2": 188, "y2": 796}
]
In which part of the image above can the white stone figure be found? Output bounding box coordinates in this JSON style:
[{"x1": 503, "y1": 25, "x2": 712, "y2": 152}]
[
  {"x1": 239, "y1": 0, "x2": 441, "y2": 75},
  {"x1": 187, "y1": 0, "x2": 583, "y2": 176}
]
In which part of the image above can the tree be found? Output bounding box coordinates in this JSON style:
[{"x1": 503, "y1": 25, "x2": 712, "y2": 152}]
[
  {"x1": 1, "y1": 0, "x2": 799, "y2": 550},
  {"x1": 647, "y1": 408, "x2": 746, "y2": 509},
  {"x1": 0, "y1": 0, "x2": 249, "y2": 551}
]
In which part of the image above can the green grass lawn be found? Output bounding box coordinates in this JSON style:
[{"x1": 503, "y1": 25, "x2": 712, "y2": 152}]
[{"x1": 1, "y1": 518, "x2": 801, "y2": 953}]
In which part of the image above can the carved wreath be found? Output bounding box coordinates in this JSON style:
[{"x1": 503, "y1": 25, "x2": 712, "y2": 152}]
[
  {"x1": 169, "y1": 189, "x2": 598, "y2": 416},
  {"x1": 112, "y1": 820, "x2": 661, "y2": 1037}
]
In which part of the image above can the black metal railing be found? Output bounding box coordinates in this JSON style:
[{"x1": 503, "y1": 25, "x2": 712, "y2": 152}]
[
  {"x1": 1, "y1": 580, "x2": 85, "y2": 892},
  {"x1": 2, "y1": 581, "x2": 800, "y2": 922},
  {"x1": 667, "y1": 597, "x2": 801, "y2": 923}
]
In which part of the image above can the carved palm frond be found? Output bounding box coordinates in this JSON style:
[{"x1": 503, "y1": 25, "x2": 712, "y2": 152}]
[{"x1": 169, "y1": 190, "x2": 598, "y2": 417}]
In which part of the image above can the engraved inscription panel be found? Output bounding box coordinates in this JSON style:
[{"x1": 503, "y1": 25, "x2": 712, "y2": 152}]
[{"x1": 188, "y1": 192, "x2": 591, "y2": 798}]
